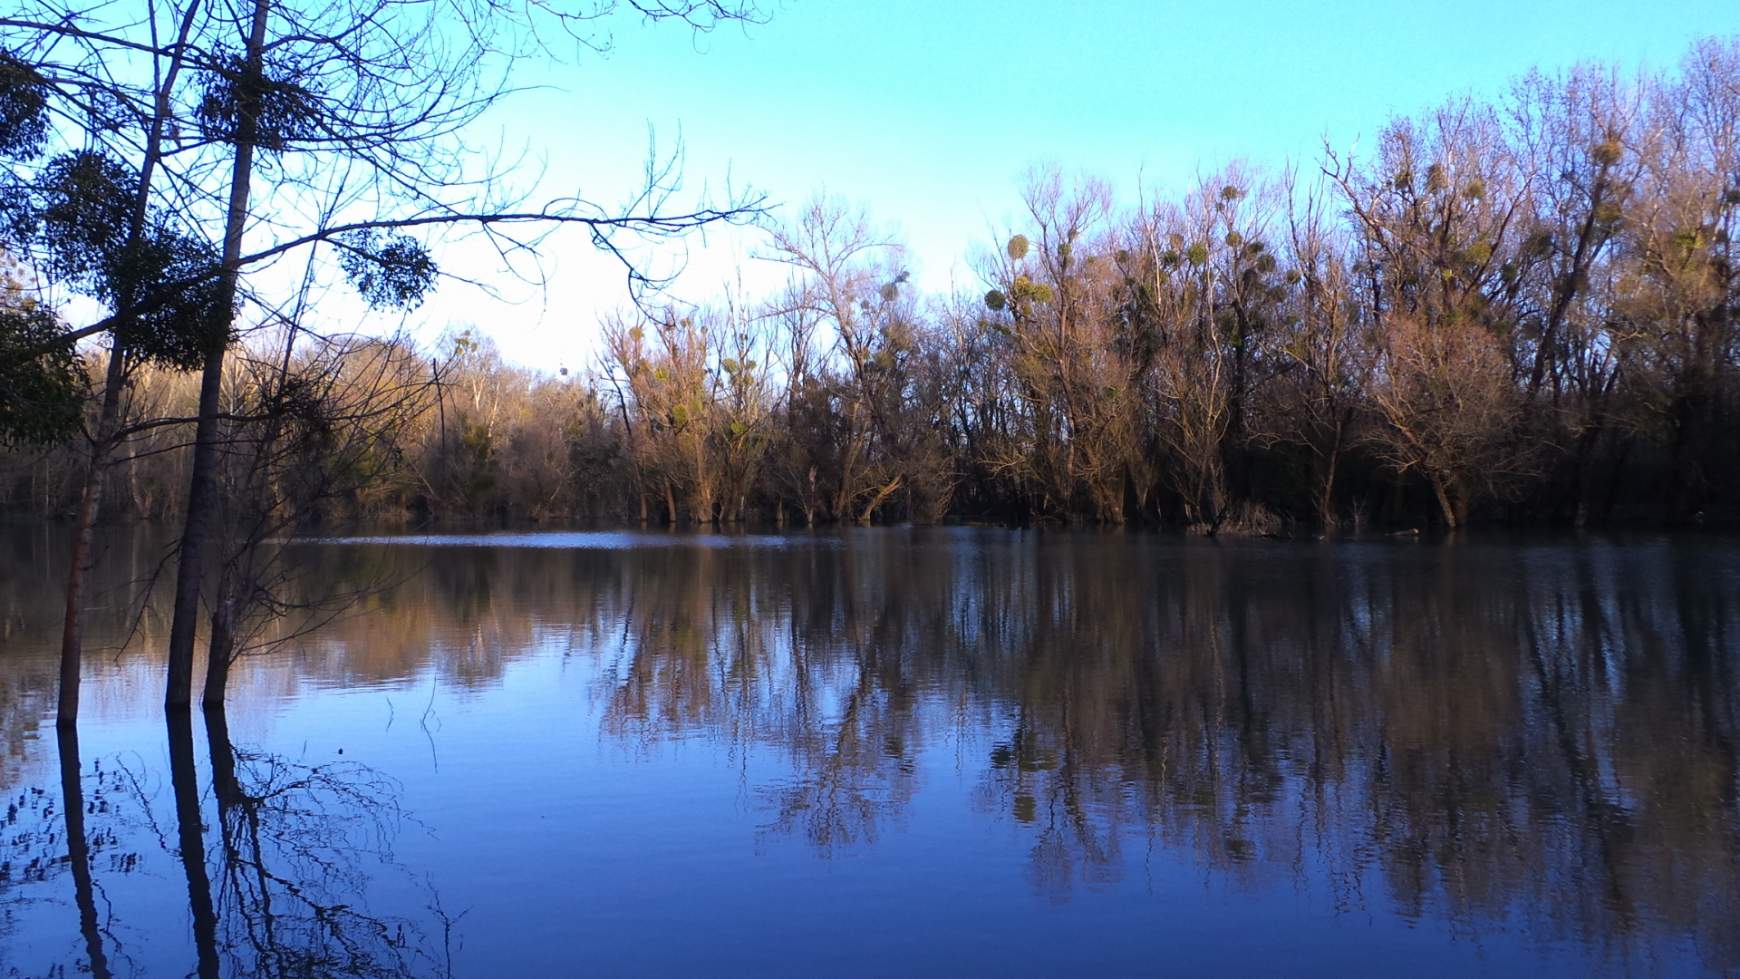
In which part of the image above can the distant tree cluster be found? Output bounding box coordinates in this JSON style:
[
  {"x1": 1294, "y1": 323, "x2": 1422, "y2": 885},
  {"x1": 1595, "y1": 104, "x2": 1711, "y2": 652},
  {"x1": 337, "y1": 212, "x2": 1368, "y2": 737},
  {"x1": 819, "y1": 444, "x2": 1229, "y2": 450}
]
[
  {"x1": 590, "y1": 36, "x2": 1736, "y2": 532},
  {"x1": 6, "y1": 36, "x2": 1740, "y2": 537}
]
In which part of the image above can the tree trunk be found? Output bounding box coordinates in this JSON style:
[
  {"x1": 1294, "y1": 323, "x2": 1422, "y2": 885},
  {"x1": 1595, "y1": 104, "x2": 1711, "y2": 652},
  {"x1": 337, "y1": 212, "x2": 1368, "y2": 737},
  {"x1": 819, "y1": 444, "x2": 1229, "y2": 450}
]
[
  {"x1": 1316, "y1": 457, "x2": 1337, "y2": 530},
  {"x1": 858, "y1": 475, "x2": 902, "y2": 525},
  {"x1": 1670, "y1": 384, "x2": 1714, "y2": 523},
  {"x1": 125, "y1": 442, "x2": 145, "y2": 515},
  {"x1": 1432, "y1": 476, "x2": 1461, "y2": 530},
  {"x1": 165, "y1": 336, "x2": 227, "y2": 710},
  {"x1": 1197, "y1": 474, "x2": 1225, "y2": 536},
  {"x1": 165, "y1": 0, "x2": 269, "y2": 712},
  {"x1": 202, "y1": 580, "x2": 237, "y2": 710},
  {"x1": 58, "y1": 347, "x2": 127, "y2": 727},
  {"x1": 1317, "y1": 422, "x2": 1344, "y2": 531},
  {"x1": 1570, "y1": 425, "x2": 1603, "y2": 530}
]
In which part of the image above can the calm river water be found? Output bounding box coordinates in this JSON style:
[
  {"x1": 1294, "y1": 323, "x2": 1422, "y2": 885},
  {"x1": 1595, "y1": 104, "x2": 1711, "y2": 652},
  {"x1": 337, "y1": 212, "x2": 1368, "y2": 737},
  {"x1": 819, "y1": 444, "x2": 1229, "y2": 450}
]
[{"x1": 1, "y1": 527, "x2": 1737, "y2": 976}]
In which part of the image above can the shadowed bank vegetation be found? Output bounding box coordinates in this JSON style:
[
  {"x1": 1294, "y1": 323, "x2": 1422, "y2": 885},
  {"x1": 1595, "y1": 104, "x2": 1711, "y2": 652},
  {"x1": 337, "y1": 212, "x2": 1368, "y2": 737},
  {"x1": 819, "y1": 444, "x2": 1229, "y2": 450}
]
[{"x1": 6, "y1": 36, "x2": 1740, "y2": 537}]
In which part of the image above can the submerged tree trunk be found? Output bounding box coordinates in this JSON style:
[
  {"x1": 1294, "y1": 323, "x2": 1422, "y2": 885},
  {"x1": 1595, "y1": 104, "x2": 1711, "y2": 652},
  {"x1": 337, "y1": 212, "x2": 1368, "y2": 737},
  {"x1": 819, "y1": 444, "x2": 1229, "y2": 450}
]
[
  {"x1": 165, "y1": 334, "x2": 227, "y2": 709},
  {"x1": 1197, "y1": 476, "x2": 1225, "y2": 537},
  {"x1": 1316, "y1": 419, "x2": 1345, "y2": 531},
  {"x1": 166, "y1": 0, "x2": 269, "y2": 711},
  {"x1": 1317, "y1": 453, "x2": 1338, "y2": 530},
  {"x1": 202, "y1": 580, "x2": 238, "y2": 710},
  {"x1": 859, "y1": 475, "x2": 902, "y2": 525},
  {"x1": 58, "y1": 347, "x2": 127, "y2": 727},
  {"x1": 1432, "y1": 476, "x2": 1463, "y2": 530}
]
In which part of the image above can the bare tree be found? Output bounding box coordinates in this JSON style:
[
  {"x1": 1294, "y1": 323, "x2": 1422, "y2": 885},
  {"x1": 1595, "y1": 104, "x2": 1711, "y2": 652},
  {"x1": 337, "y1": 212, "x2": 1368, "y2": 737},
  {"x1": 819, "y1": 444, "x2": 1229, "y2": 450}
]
[
  {"x1": 1262, "y1": 172, "x2": 1367, "y2": 528},
  {"x1": 764, "y1": 197, "x2": 910, "y2": 523},
  {"x1": 1365, "y1": 315, "x2": 1529, "y2": 527}
]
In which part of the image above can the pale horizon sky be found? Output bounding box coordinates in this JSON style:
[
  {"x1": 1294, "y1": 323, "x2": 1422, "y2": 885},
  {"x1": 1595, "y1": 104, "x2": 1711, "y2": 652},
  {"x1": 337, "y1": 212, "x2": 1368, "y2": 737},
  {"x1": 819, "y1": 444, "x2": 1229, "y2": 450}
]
[{"x1": 384, "y1": 0, "x2": 1739, "y2": 372}]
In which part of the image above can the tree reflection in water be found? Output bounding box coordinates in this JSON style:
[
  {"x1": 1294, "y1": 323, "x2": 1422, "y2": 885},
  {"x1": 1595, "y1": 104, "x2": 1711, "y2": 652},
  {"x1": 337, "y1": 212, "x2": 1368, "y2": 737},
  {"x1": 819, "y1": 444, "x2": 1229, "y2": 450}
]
[
  {"x1": 541, "y1": 534, "x2": 1738, "y2": 968},
  {"x1": 2, "y1": 529, "x2": 1736, "y2": 972},
  {"x1": 1, "y1": 729, "x2": 140, "y2": 977},
  {"x1": 58, "y1": 727, "x2": 117, "y2": 979},
  {"x1": 3, "y1": 715, "x2": 453, "y2": 977},
  {"x1": 197, "y1": 710, "x2": 440, "y2": 978}
]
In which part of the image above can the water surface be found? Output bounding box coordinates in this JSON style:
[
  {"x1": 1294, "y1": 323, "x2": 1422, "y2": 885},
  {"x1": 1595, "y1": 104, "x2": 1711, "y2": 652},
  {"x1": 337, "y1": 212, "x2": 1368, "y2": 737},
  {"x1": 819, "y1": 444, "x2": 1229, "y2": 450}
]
[{"x1": 2, "y1": 528, "x2": 1737, "y2": 976}]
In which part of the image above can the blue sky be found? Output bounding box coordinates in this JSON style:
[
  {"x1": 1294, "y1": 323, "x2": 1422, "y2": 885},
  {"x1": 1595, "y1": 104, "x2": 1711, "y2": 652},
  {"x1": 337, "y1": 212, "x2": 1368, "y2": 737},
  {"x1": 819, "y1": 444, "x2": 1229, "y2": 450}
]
[{"x1": 412, "y1": 0, "x2": 1738, "y2": 370}]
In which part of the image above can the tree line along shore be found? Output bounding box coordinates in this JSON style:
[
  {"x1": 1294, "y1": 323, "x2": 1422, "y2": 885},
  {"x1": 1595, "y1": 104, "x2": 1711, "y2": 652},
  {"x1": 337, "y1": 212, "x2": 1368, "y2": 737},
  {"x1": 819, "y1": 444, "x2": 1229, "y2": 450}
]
[
  {"x1": 2, "y1": 7, "x2": 1735, "y2": 723},
  {"x1": 5, "y1": 38, "x2": 1740, "y2": 546}
]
